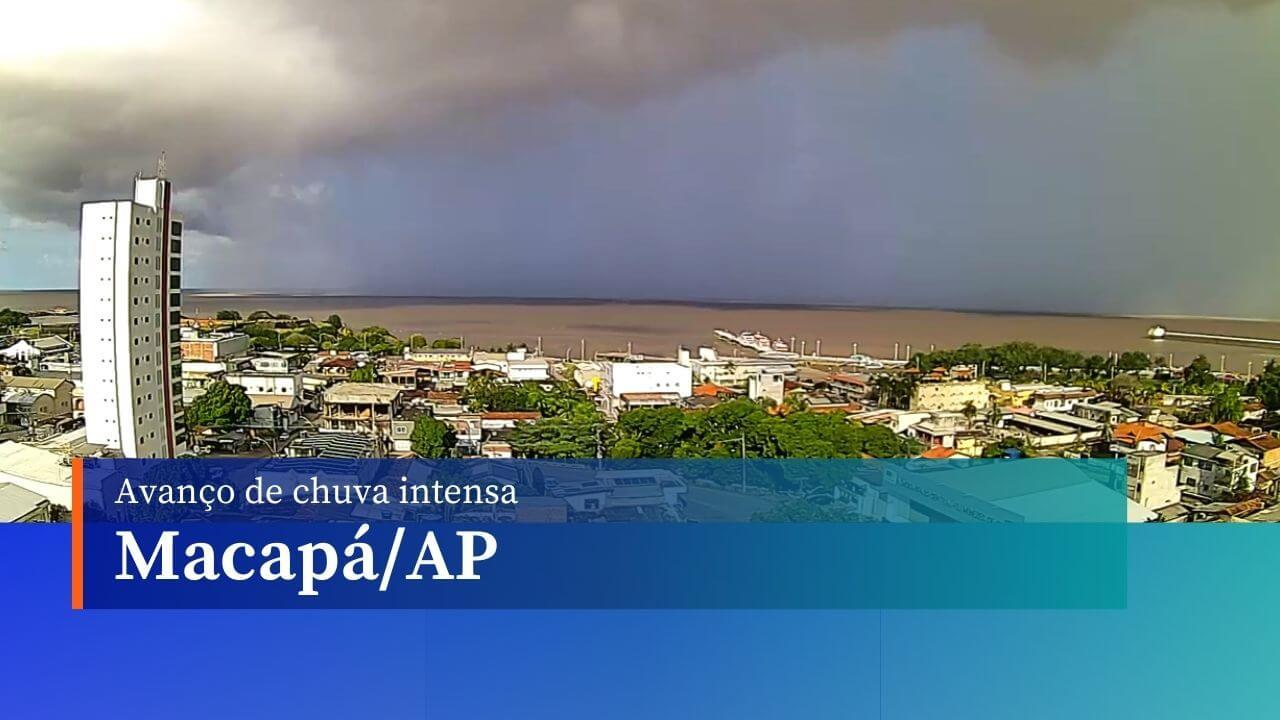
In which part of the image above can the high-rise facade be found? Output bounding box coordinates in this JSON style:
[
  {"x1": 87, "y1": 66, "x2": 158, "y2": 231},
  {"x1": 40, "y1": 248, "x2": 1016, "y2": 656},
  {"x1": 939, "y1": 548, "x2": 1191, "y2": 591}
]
[{"x1": 79, "y1": 173, "x2": 187, "y2": 458}]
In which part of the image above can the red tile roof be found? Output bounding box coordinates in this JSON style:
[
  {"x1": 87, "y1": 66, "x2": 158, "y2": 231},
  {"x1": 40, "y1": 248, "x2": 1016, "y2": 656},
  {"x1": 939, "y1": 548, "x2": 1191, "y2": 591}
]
[
  {"x1": 481, "y1": 411, "x2": 541, "y2": 421},
  {"x1": 692, "y1": 383, "x2": 735, "y2": 397},
  {"x1": 1112, "y1": 421, "x2": 1173, "y2": 447},
  {"x1": 830, "y1": 373, "x2": 869, "y2": 386},
  {"x1": 1234, "y1": 435, "x2": 1280, "y2": 452}
]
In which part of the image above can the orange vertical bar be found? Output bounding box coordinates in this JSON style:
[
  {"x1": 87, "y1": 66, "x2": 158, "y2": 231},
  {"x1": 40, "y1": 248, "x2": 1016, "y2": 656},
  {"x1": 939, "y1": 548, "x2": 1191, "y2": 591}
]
[{"x1": 71, "y1": 457, "x2": 84, "y2": 610}]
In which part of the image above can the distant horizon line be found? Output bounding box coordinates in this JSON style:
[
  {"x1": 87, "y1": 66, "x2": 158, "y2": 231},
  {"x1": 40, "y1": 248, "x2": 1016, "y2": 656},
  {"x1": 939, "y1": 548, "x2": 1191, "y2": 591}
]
[{"x1": 3, "y1": 287, "x2": 1278, "y2": 324}]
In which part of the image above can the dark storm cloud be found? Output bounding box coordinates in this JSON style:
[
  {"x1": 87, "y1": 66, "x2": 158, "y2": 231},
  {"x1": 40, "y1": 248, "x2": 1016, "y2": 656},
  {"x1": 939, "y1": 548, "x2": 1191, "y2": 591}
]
[{"x1": 0, "y1": 0, "x2": 1272, "y2": 225}]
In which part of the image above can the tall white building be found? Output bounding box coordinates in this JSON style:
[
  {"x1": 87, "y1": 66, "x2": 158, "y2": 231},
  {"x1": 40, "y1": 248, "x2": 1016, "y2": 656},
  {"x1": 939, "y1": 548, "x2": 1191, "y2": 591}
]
[{"x1": 79, "y1": 172, "x2": 187, "y2": 458}]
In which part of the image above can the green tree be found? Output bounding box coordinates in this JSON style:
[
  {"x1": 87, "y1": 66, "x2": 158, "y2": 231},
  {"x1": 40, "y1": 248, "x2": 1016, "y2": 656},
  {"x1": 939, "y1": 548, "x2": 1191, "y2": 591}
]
[
  {"x1": 1208, "y1": 387, "x2": 1244, "y2": 423},
  {"x1": 1107, "y1": 373, "x2": 1143, "y2": 406},
  {"x1": 350, "y1": 365, "x2": 376, "y2": 382},
  {"x1": 1248, "y1": 361, "x2": 1280, "y2": 416},
  {"x1": 215, "y1": 309, "x2": 241, "y2": 321},
  {"x1": 752, "y1": 499, "x2": 869, "y2": 523},
  {"x1": 282, "y1": 332, "x2": 311, "y2": 349},
  {"x1": 1117, "y1": 351, "x2": 1152, "y2": 372},
  {"x1": 614, "y1": 406, "x2": 687, "y2": 458},
  {"x1": 243, "y1": 322, "x2": 280, "y2": 349},
  {"x1": 431, "y1": 337, "x2": 463, "y2": 349},
  {"x1": 872, "y1": 374, "x2": 917, "y2": 410},
  {"x1": 0, "y1": 307, "x2": 31, "y2": 331},
  {"x1": 247, "y1": 310, "x2": 275, "y2": 321},
  {"x1": 510, "y1": 406, "x2": 608, "y2": 458},
  {"x1": 325, "y1": 314, "x2": 344, "y2": 329},
  {"x1": 1185, "y1": 355, "x2": 1214, "y2": 387},
  {"x1": 187, "y1": 381, "x2": 252, "y2": 429},
  {"x1": 1083, "y1": 355, "x2": 1109, "y2": 378},
  {"x1": 982, "y1": 437, "x2": 1029, "y2": 458},
  {"x1": 410, "y1": 416, "x2": 457, "y2": 458},
  {"x1": 608, "y1": 438, "x2": 644, "y2": 459}
]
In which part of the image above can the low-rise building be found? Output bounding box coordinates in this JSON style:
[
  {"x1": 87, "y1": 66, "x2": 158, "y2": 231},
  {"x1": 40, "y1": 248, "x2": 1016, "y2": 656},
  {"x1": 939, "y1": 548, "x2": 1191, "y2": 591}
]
[
  {"x1": 0, "y1": 441, "x2": 73, "y2": 510},
  {"x1": 0, "y1": 376, "x2": 74, "y2": 426},
  {"x1": 1232, "y1": 434, "x2": 1280, "y2": 471},
  {"x1": 1111, "y1": 421, "x2": 1175, "y2": 455},
  {"x1": 0, "y1": 482, "x2": 52, "y2": 522},
  {"x1": 250, "y1": 352, "x2": 303, "y2": 373},
  {"x1": 181, "y1": 360, "x2": 229, "y2": 404},
  {"x1": 997, "y1": 409, "x2": 1105, "y2": 449},
  {"x1": 909, "y1": 380, "x2": 990, "y2": 413},
  {"x1": 603, "y1": 361, "x2": 692, "y2": 415},
  {"x1": 1072, "y1": 401, "x2": 1140, "y2": 427},
  {"x1": 479, "y1": 411, "x2": 541, "y2": 432},
  {"x1": 1180, "y1": 443, "x2": 1260, "y2": 497},
  {"x1": 677, "y1": 346, "x2": 794, "y2": 389},
  {"x1": 180, "y1": 329, "x2": 251, "y2": 361},
  {"x1": 480, "y1": 441, "x2": 513, "y2": 459},
  {"x1": 224, "y1": 370, "x2": 305, "y2": 414},
  {"x1": 1126, "y1": 451, "x2": 1181, "y2": 512},
  {"x1": 1029, "y1": 387, "x2": 1098, "y2": 412},
  {"x1": 0, "y1": 336, "x2": 74, "y2": 364},
  {"x1": 507, "y1": 357, "x2": 551, "y2": 382},
  {"x1": 827, "y1": 373, "x2": 873, "y2": 401},
  {"x1": 748, "y1": 372, "x2": 786, "y2": 405},
  {"x1": 404, "y1": 347, "x2": 470, "y2": 364},
  {"x1": 315, "y1": 356, "x2": 358, "y2": 381},
  {"x1": 851, "y1": 408, "x2": 933, "y2": 434},
  {"x1": 545, "y1": 468, "x2": 687, "y2": 519},
  {"x1": 420, "y1": 361, "x2": 472, "y2": 390},
  {"x1": 321, "y1": 382, "x2": 403, "y2": 441},
  {"x1": 905, "y1": 412, "x2": 987, "y2": 455},
  {"x1": 618, "y1": 392, "x2": 684, "y2": 411},
  {"x1": 284, "y1": 431, "x2": 376, "y2": 459}
]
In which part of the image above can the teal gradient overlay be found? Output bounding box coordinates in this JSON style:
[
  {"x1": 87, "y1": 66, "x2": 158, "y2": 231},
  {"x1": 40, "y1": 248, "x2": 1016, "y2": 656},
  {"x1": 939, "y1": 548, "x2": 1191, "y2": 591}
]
[{"x1": 5, "y1": 525, "x2": 1275, "y2": 716}]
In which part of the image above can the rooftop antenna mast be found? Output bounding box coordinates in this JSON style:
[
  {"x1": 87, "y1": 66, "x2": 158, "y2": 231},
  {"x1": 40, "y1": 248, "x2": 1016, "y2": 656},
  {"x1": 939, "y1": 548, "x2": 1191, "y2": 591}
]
[{"x1": 156, "y1": 150, "x2": 168, "y2": 179}]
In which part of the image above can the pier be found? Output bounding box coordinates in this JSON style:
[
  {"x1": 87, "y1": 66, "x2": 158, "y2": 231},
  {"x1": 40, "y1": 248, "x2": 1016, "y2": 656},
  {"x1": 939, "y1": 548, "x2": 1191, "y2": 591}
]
[{"x1": 1147, "y1": 325, "x2": 1280, "y2": 350}]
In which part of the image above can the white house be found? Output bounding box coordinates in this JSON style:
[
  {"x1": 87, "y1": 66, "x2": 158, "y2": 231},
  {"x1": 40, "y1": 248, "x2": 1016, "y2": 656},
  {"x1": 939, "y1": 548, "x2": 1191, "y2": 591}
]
[
  {"x1": 603, "y1": 361, "x2": 692, "y2": 415},
  {"x1": 224, "y1": 370, "x2": 305, "y2": 411},
  {"x1": 1179, "y1": 443, "x2": 1260, "y2": 498},
  {"x1": 677, "y1": 346, "x2": 794, "y2": 388},
  {"x1": 1126, "y1": 451, "x2": 1181, "y2": 512}
]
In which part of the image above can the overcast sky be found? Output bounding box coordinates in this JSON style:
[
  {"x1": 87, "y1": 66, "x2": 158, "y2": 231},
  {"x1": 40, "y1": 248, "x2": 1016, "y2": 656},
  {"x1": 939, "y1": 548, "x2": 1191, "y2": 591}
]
[{"x1": 1, "y1": 0, "x2": 1277, "y2": 317}]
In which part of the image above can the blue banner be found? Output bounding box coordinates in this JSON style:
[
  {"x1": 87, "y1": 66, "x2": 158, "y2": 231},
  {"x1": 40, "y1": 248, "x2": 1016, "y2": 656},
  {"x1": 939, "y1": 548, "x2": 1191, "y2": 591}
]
[{"x1": 76, "y1": 458, "x2": 1128, "y2": 609}]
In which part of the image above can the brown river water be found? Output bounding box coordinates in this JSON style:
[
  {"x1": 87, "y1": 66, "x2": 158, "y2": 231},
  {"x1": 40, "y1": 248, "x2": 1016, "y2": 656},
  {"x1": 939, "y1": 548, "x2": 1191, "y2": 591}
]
[{"x1": 4, "y1": 291, "x2": 1278, "y2": 371}]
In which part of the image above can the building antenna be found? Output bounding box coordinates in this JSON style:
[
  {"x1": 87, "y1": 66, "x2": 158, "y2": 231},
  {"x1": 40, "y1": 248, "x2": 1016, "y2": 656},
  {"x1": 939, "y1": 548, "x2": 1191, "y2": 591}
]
[{"x1": 157, "y1": 151, "x2": 168, "y2": 178}]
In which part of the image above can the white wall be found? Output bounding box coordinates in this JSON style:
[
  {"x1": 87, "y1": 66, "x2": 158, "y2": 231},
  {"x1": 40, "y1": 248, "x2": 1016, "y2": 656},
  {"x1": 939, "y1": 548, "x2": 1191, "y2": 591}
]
[
  {"x1": 605, "y1": 362, "x2": 692, "y2": 398},
  {"x1": 80, "y1": 177, "x2": 184, "y2": 458},
  {"x1": 226, "y1": 372, "x2": 303, "y2": 399}
]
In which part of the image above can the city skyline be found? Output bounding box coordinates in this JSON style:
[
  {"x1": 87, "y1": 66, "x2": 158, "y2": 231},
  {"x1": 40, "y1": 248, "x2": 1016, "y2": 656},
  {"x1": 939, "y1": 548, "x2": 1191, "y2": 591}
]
[{"x1": 2, "y1": 1, "x2": 1279, "y2": 318}]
